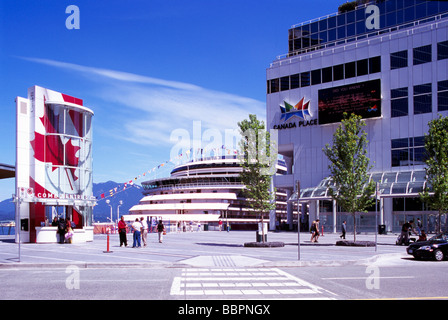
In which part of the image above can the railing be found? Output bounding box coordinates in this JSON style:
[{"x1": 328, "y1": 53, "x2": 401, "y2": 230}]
[
  {"x1": 143, "y1": 181, "x2": 244, "y2": 193},
  {"x1": 272, "y1": 12, "x2": 448, "y2": 67}
]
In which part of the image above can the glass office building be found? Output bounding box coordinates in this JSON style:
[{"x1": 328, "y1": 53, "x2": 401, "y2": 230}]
[{"x1": 267, "y1": 0, "x2": 448, "y2": 233}]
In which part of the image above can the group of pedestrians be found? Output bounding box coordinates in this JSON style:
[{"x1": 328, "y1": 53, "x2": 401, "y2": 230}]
[
  {"x1": 397, "y1": 218, "x2": 427, "y2": 245},
  {"x1": 118, "y1": 216, "x2": 165, "y2": 248},
  {"x1": 52, "y1": 216, "x2": 75, "y2": 244}
]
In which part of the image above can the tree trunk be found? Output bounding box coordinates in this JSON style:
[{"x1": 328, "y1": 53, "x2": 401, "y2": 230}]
[
  {"x1": 261, "y1": 213, "x2": 265, "y2": 243},
  {"x1": 353, "y1": 212, "x2": 356, "y2": 243}
]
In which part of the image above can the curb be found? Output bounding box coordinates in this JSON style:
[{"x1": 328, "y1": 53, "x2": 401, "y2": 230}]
[{"x1": 0, "y1": 253, "x2": 408, "y2": 270}]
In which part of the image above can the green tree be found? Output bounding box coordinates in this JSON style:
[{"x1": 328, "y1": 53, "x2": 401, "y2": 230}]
[
  {"x1": 323, "y1": 113, "x2": 375, "y2": 242},
  {"x1": 420, "y1": 115, "x2": 448, "y2": 233},
  {"x1": 238, "y1": 114, "x2": 277, "y2": 242}
]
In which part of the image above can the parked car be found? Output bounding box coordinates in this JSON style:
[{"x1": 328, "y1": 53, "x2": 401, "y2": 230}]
[{"x1": 407, "y1": 232, "x2": 448, "y2": 261}]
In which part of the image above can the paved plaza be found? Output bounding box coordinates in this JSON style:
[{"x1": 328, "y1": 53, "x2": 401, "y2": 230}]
[{"x1": 0, "y1": 230, "x2": 407, "y2": 269}]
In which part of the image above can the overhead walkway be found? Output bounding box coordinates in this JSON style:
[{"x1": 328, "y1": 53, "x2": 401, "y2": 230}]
[{"x1": 0, "y1": 163, "x2": 15, "y2": 180}]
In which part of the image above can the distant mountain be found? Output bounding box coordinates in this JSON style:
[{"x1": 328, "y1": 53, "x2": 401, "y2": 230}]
[
  {"x1": 0, "y1": 198, "x2": 15, "y2": 221},
  {"x1": 0, "y1": 181, "x2": 144, "y2": 223},
  {"x1": 92, "y1": 181, "x2": 143, "y2": 222}
]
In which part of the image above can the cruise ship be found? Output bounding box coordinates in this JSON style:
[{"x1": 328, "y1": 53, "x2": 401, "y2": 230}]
[{"x1": 125, "y1": 156, "x2": 292, "y2": 231}]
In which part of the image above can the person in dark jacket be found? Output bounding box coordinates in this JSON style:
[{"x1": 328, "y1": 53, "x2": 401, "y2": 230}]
[
  {"x1": 340, "y1": 220, "x2": 347, "y2": 239},
  {"x1": 157, "y1": 220, "x2": 165, "y2": 243},
  {"x1": 57, "y1": 217, "x2": 66, "y2": 244}
]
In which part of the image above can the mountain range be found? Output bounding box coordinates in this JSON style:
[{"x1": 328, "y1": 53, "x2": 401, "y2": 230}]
[{"x1": 0, "y1": 181, "x2": 144, "y2": 222}]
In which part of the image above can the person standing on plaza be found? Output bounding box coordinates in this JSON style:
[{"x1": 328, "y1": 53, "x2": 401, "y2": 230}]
[
  {"x1": 157, "y1": 220, "x2": 165, "y2": 243},
  {"x1": 140, "y1": 217, "x2": 148, "y2": 247},
  {"x1": 132, "y1": 218, "x2": 142, "y2": 248},
  {"x1": 118, "y1": 216, "x2": 128, "y2": 247},
  {"x1": 340, "y1": 220, "x2": 347, "y2": 240},
  {"x1": 57, "y1": 217, "x2": 67, "y2": 244},
  {"x1": 310, "y1": 219, "x2": 320, "y2": 243},
  {"x1": 398, "y1": 220, "x2": 412, "y2": 245}
]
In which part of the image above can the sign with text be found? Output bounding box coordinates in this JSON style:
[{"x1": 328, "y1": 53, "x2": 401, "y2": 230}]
[{"x1": 318, "y1": 79, "x2": 381, "y2": 125}]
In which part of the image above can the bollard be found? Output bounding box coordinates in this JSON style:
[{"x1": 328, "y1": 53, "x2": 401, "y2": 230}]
[{"x1": 103, "y1": 229, "x2": 113, "y2": 253}]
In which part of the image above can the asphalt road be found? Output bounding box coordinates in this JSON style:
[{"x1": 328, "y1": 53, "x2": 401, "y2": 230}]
[
  {"x1": 1, "y1": 231, "x2": 447, "y2": 305},
  {"x1": 1, "y1": 255, "x2": 447, "y2": 301}
]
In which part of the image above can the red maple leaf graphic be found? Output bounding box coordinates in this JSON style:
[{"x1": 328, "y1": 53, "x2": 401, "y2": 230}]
[{"x1": 30, "y1": 104, "x2": 81, "y2": 181}]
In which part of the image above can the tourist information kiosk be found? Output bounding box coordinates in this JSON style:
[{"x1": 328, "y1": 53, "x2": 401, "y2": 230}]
[{"x1": 15, "y1": 86, "x2": 95, "y2": 243}]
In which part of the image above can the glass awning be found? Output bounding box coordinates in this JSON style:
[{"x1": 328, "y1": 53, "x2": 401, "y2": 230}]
[{"x1": 288, "y1": 169, "x2": 430, "y2": 202}]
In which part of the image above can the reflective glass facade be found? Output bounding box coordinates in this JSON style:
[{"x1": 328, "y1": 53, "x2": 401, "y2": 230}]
[{"x1": 288, "y1": 0, "x2": 448, "y2": 56}]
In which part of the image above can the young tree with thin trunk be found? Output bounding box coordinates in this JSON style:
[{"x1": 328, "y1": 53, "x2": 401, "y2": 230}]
[
  {"x1": 238, "y1": 114, "x2": 277, "y2": 243},
  {"x1": 420, "y1": 115, "x2": 448, "y2": 233},
  {"x1": 323, "y1": 113, "x2": 375, "y2": 242}
]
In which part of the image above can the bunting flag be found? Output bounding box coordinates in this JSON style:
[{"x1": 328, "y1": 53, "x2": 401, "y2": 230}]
[{"x1": 94, "y1": 146, "x2": 240, "y2": 201}]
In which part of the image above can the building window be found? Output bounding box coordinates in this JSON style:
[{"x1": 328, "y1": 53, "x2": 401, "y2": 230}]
[
  {"x1": 322, "y1": 67, "x2": 333, "y2": 83},
  {"x1": 357, "y1": 59, "x2": 368, "y2": 76},
  {"x1": 267, "y1": 56, "x2": 380, "y2": 94},
  {"x1": 301, "y1": 72, "x2": 310, "y2": 87},
  {"x1": 333, "y1": 64, "x2": 344, "y2": 81},
  {"x1": 290, "y1": 73, "x2": 300, "y2": 89},
  {"x1": 369, "y1": 56, "x2": 381, "y2": 74},
  {"x1": 438, "y1": 80, "x2": 448, "y2": 112},
  {"x1": 280, "y1": 76, "x2": 290, "y2": 91},
  {"x1": 391, "y1": 87, "x2": 408, "y2": 118},
  {"x1": 414, "y1": 83, "x2": 432, "y2": 114},
  {"x1": 391, "y1": 136, "x2": 426, "y2": 167},
  {"x1": 413, "y1": 45, "x2": 432, "y2": 65},
  {"x1": 311, "y1": 69, "x2": 321, "y2": 85},
  {"x1": 390, "y1": 50, "x2": 408, "y2": 70},
  {"x1": 437, "y1": 40, "x2": 448, "y2": 60},
  {"x1": 270, "y1": 79, "x2": 279, "y2": 93},
  {"x1": 345, "y1": 61, "x2": 356, "y2": 78}
]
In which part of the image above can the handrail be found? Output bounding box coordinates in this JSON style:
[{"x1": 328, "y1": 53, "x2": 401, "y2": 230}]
[{"x1": 272, "y1": 12, "x2": 448, "y2": 66}]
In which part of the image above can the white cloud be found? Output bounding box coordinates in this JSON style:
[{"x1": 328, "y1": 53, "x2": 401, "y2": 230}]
[{"x1": 22, "y1": 57, "x2": 266, "y2": 147}]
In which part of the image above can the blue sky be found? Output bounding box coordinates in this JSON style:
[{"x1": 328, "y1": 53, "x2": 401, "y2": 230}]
[{"x1": 0, "y1": 0, "x2": 343, "y2": 200}]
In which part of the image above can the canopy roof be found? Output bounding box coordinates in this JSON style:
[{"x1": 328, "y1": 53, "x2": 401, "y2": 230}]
[{"x1": 289, "y1": 170, "x2": 430, "y2": 202}]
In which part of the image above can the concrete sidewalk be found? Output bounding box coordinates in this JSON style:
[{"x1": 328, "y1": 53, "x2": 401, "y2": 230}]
[{"x1": 0, "y1": 230, "x2": 409, "y2": 269}]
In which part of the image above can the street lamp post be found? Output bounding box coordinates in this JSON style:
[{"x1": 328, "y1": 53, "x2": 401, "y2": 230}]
[
  {"x1": 106, "y1": 199, "x2": 112, "y2": 224},
  {"x1": 117, "y1": 200, "x2": 123, "y2": 223}
]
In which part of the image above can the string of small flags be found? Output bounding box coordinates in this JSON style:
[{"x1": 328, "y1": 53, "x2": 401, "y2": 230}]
[{"x1": 95, "y1": 146, "x2": 240, "y2": 201}]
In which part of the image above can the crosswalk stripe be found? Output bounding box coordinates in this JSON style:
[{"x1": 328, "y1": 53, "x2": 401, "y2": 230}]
[{"x1": 170, "y1": 267, "x2": 336, "y2": 298}]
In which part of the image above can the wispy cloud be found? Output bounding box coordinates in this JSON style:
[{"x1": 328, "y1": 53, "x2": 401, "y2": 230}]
[{"x1": 20, "y1": 57, "x2": 266, "y2": 147}]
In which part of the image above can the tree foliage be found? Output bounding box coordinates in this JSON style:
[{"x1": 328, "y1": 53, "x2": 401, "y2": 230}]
[
  {"x1": 420, "y1": 115, "x2": 448, "y2": 233},
  {"x1": 238, "y1": 114, "x2": 277, "y2": 242},
  {"x1": 323, "y1": 113, "x2": 375, "y2": 242}
]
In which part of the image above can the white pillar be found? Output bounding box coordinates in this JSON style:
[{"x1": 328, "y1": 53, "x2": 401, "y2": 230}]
[{"x1": 333, "y1": 200, "x2": 337, "y2": 233}]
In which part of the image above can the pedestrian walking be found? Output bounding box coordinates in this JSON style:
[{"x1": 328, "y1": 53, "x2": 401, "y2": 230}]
[
  {"x1": 218, "y1": 219, "x2": 223, "y2": 231},
  {"x1": 118, "y1": 216, "x2": 128, "y2": 247},
  {"x1": 310, "y1": 219, "x2": 320, "y2": 243},
  {"x1": 416, "y1": 218, "x2": 423, "y2": 235},
  {"x1": 157, "y1": 220, "x2": 165, "y2": 243},
  {"x1": 132, "y1": 218, "x2": 142, "y2": 248},
  {"x1": 140, "y1": 217, "x2": 148, "y2": 247},
  {"x1": 340, "y1": 220, "x2": 347, "y2": 240}
]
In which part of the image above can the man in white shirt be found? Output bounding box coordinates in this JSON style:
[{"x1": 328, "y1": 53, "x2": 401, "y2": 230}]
[
  {"x1": 140, "y1": 217, "x2": 149, "y2": 247},
  {"x1": 132, "y1": 218, "x2": 142, "y2": 248}
]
